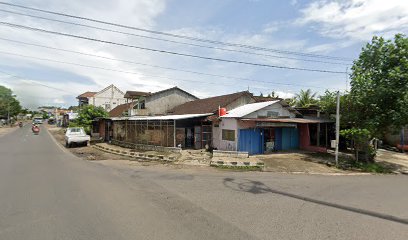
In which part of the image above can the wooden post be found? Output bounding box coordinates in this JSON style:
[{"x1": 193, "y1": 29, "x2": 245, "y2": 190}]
[{"x1": 173, "y1": 120, "x2": 176, "y2": 148}]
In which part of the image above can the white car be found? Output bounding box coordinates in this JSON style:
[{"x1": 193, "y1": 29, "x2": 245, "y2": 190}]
[{"x1": 64, "y1": 127, "x2": 91, "y2": 148}]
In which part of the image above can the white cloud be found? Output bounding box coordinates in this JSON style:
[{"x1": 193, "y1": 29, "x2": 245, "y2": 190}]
[
  {"x1": 0, "y1": 0, "x2": 167, "y2": 108},
  {"x1": 297, "y1": 0, "x2": 408, "y2": 41}
]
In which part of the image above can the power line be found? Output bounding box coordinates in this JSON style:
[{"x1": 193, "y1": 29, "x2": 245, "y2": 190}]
[
  {"x1": 0, "y1": 1, "x2": 353, "y2": 61},
  {"x1": 0, "y1": 8, "x2": 351, "y2": 66},
  {"x1": 0, "y1": 21, "x2": 347, "y2": 74},
  {"x1": 0, "y1": 50, "x2": 333, "y2": 91},
  {"x1": 0, "y1": 69, "x2": 68, "y2": 92},
  {"x1": 0, "y1": 37, "x2": 334, "y2": 89}
]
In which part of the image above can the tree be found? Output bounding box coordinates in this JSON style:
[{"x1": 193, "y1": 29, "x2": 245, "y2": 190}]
[
  {"x1": 340, "y1": 128, "x2": 375, "y2": 162},
  {"x1": 319, "y1": 90, "x2": 337, "y2": 115},
  {"x1": 69, "y1": 105, "x2": 108, "y2": 133},
  {"x1": 0, "y1": 85, "x2": 22, "y2": 120},
  {"x1": 270, "y1": 91, "x2": 279, "y2": 98},
  {"x1": 259, "y1": 92, "x2": 264, "y2": 97},
  {"x1": 349, "y1": 34, "x2": 408, "y2": 137},
  {"x1": 292, "y1": 89, "x2": 318, "y2": 107}
]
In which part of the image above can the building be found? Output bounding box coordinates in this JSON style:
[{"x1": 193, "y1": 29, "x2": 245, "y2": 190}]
[
  {"x1": 104, "y1": 91, "x2": 255, "y2": 150},
  {"x1": 109, "y1": 87, "x2": 198, "y2": 117},
  {"x1": 77, "y1": 84, "x2": 126, "y2": 111},
  {"x1": 168, "y1": 91, "x2": 255, "y2": 115},
  {"x1": 214, "y1": 100, "x2": 333, "y2": 154}
]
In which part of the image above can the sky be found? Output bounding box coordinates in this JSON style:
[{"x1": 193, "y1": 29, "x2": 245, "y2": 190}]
[{"x1": 0, "y1": 0, "x2": 407, "y2": 109}]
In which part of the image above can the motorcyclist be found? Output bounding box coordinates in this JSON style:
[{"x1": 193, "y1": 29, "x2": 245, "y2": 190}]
[{"x1": 32, "y1": 123, "x2": 40, "y2": 133}]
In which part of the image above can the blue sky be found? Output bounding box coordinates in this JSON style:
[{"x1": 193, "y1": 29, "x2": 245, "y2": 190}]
[{"x1": 0, "y1": 0, "x2": 407, "y2": 109}]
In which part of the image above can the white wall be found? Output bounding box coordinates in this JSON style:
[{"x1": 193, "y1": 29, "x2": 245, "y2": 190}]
[
  {"x1": 90, "y1": 85, "x2": 126, "y2": 111},
  {"x1": 213, "y1": 118, "x2": 238, "y2": 151}
]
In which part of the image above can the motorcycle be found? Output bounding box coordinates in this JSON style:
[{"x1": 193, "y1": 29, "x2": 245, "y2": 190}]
[{"x1": 32, "y1": 125, "x2": 40, "y2": 135}]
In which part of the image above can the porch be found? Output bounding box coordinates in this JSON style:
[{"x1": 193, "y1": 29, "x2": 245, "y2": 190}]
[
  {"x1": 107, "y1": 113, "x2": 213, "y2": 150},
  {"x1": 237, "y1": 118, "x2": 334, "y2": 155}
]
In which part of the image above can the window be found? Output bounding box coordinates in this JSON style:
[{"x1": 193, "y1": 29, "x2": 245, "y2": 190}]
[
  {"x1": 267, "y1": 111, "x2": 279, "y2": 117},
  {"x1": 222, "y1": 129, "x2": 235, "y2": 141}
]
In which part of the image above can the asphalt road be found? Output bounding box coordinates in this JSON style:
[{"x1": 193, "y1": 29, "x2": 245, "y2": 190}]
[{"x1": 0, "y1": 125, "x2": 407, "y2": 240}]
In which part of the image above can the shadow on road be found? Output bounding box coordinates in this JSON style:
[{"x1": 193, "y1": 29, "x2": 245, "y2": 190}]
[{"x1": 223, "y1": 177, "x2": 408, "y2": 225}]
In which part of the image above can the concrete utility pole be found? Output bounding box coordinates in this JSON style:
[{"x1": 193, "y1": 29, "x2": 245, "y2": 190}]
[
  {"x1": 401, "y1": 127, "x2": 405, "y2": 153},
  {"x1": 335, "y1": 91, "x2": 340, "y2": 166}
]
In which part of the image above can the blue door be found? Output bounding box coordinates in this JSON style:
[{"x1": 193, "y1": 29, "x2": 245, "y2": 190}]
[
  {"x1": 281, "y1": 128, "x2": 299, "y2": 150},
  {"x1": 238, "y1": 129, "x2": 264, "y2": 155},
  {"x1": 275, "y1": 128, "x2": 282, "y2": 151}
]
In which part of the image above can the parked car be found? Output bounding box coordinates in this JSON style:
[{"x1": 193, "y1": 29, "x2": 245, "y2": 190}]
[{"x1": 64, "y1": 127, "x2": 90, "y2": 148}]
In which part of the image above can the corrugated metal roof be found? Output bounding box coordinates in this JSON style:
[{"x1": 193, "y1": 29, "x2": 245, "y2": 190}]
[
  {"x1": 221, "y1": 100, "x2": 280, "y2": 118},
  {"x1": 241, "y1": 118, "x2": 333, "y2": 123},
  {"x1": 112, "y1": 113, "x2": 213, "y2": 121}
]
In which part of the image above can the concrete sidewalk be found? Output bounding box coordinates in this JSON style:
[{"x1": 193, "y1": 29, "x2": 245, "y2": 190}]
[{"x1": 376, "y1": 149, "x2": 408, "y2": 174}]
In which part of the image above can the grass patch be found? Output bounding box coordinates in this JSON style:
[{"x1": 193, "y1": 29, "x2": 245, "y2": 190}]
[
  {"x1": 305, "y1": 152, "x2": 392, "y2": 173},
  {"x1": 340, "y1": 160, "x2": 391, "y2": 173},
  {"x1": 212, "y1": 165, "x2": 262, "y2": 171}
]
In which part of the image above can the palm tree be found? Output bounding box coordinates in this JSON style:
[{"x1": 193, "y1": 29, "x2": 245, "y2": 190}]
[{"x1": 293, "y1": 89, "x2": 318, "y2": 107}]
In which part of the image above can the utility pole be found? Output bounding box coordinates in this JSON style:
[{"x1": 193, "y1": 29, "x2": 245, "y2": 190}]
[
  {"x1": 7, "y1": 100, "x2": 10, "y2": 125},
  {"x1": 7, "y1": 94, "x2": 16, "y2": 126},
  {"x1": 335, "y1": 91, "x2": 340, "y2": 166},
  {"x1": 401, "y1": 127, "x2": 405, "y2": 153}
]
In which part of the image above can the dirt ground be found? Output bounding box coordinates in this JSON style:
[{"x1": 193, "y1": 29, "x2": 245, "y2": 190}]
[
  {"x1": 47, "y1": 126, "x2": 134, "y2": 161},
  {"x1": 0, "y1": 126, "x2": 18, "y2": 137},
  {"x1": 256, "y1": 152, "x2": 347, "y2": 173},
  {"x1": 375, "y1": 149, "x2": 408, "y2": 173},
  {"x1": 47, "y1": 125, "x2": 397, "y2": 174}
]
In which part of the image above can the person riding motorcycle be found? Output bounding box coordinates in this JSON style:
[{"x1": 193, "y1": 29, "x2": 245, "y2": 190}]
[{"x1": 32, "y1": 123, "x2": 40, "y2": 134}]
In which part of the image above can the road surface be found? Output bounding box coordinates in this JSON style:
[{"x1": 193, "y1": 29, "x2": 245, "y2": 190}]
[{"x1": 0, "y1": 125, "x2": 407, "y2": 240}]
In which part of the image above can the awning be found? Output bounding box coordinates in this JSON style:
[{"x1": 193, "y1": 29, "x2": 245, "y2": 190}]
[
  {"x1": 240, "y1": 118, "x2": 333, "y2": 124},
  {"x1": 112, "y1": 113, "x2": 213, "y2": 121}
]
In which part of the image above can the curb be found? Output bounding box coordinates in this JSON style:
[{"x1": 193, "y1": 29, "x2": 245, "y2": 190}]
[
  {"x1": 92, "y1": 144, "x2": 176, "y2": 163},
  {"x1": 210, "y1": 160, "x2": 264, "y2": 167}
]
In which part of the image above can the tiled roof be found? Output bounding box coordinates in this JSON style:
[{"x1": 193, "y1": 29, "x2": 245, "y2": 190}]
[
  {"x1": 168, "y1": 91, "x2": 253, "y2": 115},
  {"x1": 124, "y1": 91, "x2": 151, "y2": 98},
  {"x1": 109, "y1": 102, "x2": 135, "y2": 117},
  {"x1": 253, "y1": 96, "x2": 282, "y2": 102},
  {"x1": 77, "y1": 91, "x2": 97, "y2": 98}
]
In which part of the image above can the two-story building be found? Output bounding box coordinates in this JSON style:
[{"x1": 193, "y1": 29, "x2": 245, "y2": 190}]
[
  {"x1": 77, "y1": 84, "x2": 127, "y2": 111},
  {"x1": 109, "y1": 87, "x2": 198, "y2": 117}
]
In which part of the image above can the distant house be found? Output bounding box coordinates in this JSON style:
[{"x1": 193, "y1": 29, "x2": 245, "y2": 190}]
[
  {"x1": 109, "y1": 87, "x2": 198, "y2": 117},
  {"x1": 77, "y1": 84, "x2": 126, "y2": 111}
]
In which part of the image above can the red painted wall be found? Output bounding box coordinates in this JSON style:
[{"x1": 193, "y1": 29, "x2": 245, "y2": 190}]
[
  {"x1": 299, "y1": 123, "x2": 310, "y2": 148},
  {"x1": 299, "y1": 123, "x2": 327, "y2": 153}
]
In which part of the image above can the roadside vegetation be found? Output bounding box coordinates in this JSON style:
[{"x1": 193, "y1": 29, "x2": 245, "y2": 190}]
[
  {"x1": 305, "y1": 152, "x2": 392, "y2": 173},
  {"x1": 68, "y1": 105, "x2": 108, "y2": 134}
]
